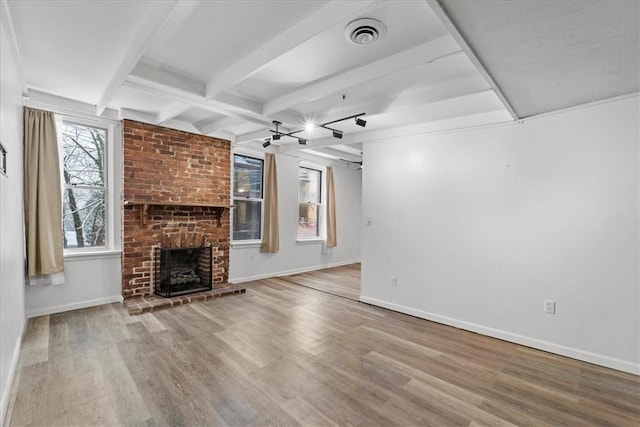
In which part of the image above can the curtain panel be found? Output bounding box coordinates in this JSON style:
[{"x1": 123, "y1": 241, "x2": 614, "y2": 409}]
[
  {"x1": 260, "y1": 153, "x2": 279, "y2": 253},
  {"x1": 326, "y1": 166, "x2": 337, "y2": 248},
  {"x1": 23, "y1": 107, "x2": 64, "y2": 278}
]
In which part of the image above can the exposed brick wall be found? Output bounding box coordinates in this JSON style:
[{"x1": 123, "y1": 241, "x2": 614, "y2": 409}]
[{"x1": 122, "y1": 120, "x2": 231, "y2": 300}]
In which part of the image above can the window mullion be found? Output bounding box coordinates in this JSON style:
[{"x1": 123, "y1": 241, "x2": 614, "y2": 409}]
[{"x1": 64, "y1": 184, "x2": 106, "y2": 191}]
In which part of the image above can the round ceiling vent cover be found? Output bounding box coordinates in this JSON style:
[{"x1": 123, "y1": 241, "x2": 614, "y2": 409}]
[{"x1": 345, "y1": 18, "x2": 386, "y2": 46}]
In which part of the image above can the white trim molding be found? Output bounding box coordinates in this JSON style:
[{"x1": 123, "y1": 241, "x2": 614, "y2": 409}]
[
  {"x1": 26, "y1": 295, "x2": 122, "y2": 319},
  {"x1": 229, "y1": 259, "x2": 361, "y2": 284},
  {"x1": 230, "y1": 241, "x2": 262, "y2": 249},
  {"x1": 359, "y1": 296, "x2": 640, "y2": 375},
  {"x1": 0, "y1": 318, "x2": 26, "y2": 426},
  {"x1": 63, "y1": 249, "x2": 122, "y2": 262},
  {"x1": 295, "y1": 238, "x2": 325, "y2": 245}
]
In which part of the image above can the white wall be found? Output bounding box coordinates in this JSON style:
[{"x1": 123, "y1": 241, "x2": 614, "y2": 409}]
[
  {"x1": 23, "y1": 114, "x2": 122, "y2": 318},
  {"x1": 230, "y1": 152, "x2": 361, "y2": 282},
  {"x1": 361, "y1": 95, "x2": 639, "y2": 374},
  {"x1": 25, "y1": 253, "x2": 122, "y2": 317},
  {"x1": 0, "y1": 10, "x2": 26, "y2": 422}
]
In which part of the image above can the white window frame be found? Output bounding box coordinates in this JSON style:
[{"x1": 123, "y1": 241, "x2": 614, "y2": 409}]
[
  {"x1": 297, "y1": 162, "x2": 325, "y2": 242},
  {"x1": 231, "y1": 150, "x2": 265, "y2": 246},
  {"x1": 55, "y1": 114, "x2": 116, "y2": 254}
]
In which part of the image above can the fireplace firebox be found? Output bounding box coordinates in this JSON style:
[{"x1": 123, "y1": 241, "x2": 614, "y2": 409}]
[{"x1": 154, "y1": 246, "x2": 213, "y2": 298}]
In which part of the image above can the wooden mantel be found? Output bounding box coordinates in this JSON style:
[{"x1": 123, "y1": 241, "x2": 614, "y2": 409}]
[{"x1": 124, "y1": 201, "x2": 234, "y2": 227}]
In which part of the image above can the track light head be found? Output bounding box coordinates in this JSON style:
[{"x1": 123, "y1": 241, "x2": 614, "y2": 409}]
[
  {"x1": 272, "y1": 134, "x2": 281, "y2": 141},
  {"x1": 332, "y1": 129, "x2": 343, "y2": 139},
  {"x1": 298, "y1": 138, "x2": 307, "y2": 145},
  {"x1": 355, "y1": 117, "x2": 366, "y2": 127},
  {"x1": 262, "y1": 139, "x2": 271, "y2": 148}
]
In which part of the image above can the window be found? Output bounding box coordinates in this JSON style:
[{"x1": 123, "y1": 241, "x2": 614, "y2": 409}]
[
  {"x1": 233, "y1": 154, "x2": 264, "y2": 241},
  {"x1": 298, "y1": 166, "x2": 322, "y2": 239},
  {"x1": 59, "y1": 119, "x2": 108, "y2": 249}
]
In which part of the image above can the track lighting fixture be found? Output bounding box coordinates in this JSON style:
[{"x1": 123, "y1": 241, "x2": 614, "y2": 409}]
[
  {"x1": 318, "y1": 123, "x2": 344, "y2": 139},
  {"x1": 268, "y1": 121, "x2": 281, "y2": 143},
  {"x1": 265, "y1": 113, "x2": 366, "y2": 147}
]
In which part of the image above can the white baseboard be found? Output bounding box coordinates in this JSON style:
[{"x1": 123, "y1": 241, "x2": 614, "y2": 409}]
[
  {"x1": 229, "y1": 259, "x2": 361, "y2": 284},
  {"x1": 359, "y1": 296, "x2": 639, "y2": 375},
  {"x1": 26, "y1": 295, "x2": 123, "y2": 318},
  {"x1": 0, "y1": 318, "x2": 26, "y2": 426}
]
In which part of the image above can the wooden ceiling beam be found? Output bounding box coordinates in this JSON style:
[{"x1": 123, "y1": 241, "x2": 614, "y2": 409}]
[
  {"x1": 95, "y1": 0, "x2": 182, "y2": 115},
  {"x1": 263, "y1": 36, "x2": 461, "y2": 116},
  {"x1": 204, "y1": 0, "x2": 377, "y2": 99}
]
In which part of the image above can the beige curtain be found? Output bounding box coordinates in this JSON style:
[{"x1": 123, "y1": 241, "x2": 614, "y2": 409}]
[
  {"x1": 326, "y1": 166, "x2": 337, "y2": 248},
  {"x1": 24, "y1": 107, "x2": 64, "y2": 277},
  {"x1": 260, "y1": 153, "x2": 279, "y2": 253}
]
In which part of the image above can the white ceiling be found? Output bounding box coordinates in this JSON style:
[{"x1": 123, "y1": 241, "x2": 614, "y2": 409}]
[
  {"x1": 6, "y1": 0, "x2": 638, "y2": 161},
  {"x1": 441, "y1": 0, "x2": 640, "y2": 118}
]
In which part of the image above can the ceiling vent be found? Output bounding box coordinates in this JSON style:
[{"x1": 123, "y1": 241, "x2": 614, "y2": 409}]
[{"x1": 345, "y1": 18, "x2": 386, "y2": 46}]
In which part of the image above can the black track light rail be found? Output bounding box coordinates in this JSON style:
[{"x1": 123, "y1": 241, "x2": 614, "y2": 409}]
[
  {"x1": 320, "y1": 113, "x2": 366, "y2": 127},
  {"x1": 269, "y1": 129, "x2": 301, "y2": 138},
  {"x1": 266, "y1": 112, "x2": 366, "y2": 146},
  {"x1": 265, "y1": 121, "x2": 306, "y2": 147},
  {"x1": 317, "y1": 124, "x2": 340, "y2": 133}
]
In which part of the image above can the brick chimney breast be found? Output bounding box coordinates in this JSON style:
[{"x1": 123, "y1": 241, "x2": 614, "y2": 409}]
[{"x1": 121, "y1": 120, "x2": 231, "y2": 300}]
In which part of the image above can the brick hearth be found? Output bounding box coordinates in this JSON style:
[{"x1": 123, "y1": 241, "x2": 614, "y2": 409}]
[
  {"x1": 122, "y1": 119, "x2": 240, "y2": 309},
  {"x1": 123, "y1": 284, "x2": 246, "y2": 315}
]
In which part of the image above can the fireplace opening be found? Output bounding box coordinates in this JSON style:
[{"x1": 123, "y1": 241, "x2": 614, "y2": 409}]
[{"x1": 154, "y1": 246, "x2": 213, "y2": 298}]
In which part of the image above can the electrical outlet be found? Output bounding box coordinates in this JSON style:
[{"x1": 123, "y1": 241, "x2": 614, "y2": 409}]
[
  {"x1": 544, "y1": 300, "x2": 556, "y2": 314},
  {"x1": 391, "y1": 277, "x2": 397, "y2": 287},
  {"x1": 366, "y1": 217, "x2": 372, "y2": 226}
]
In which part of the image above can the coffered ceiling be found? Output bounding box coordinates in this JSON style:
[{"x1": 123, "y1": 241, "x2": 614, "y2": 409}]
[{"x1": 4, "y1": 0, "x2": 638, "y2": 162}]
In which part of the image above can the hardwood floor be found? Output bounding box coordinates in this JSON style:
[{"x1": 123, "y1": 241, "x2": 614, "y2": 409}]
[
  {"x1": 280, "y1": 263, "x2": 361, "y2": 301},
  {"x1": 6, "y1": 269, "x2": 639, "y2": 426}
]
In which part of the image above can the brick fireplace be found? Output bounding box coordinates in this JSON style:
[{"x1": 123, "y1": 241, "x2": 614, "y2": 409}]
[{"x1": 121, "y1": 120, "x2": 241, "y2": 313}]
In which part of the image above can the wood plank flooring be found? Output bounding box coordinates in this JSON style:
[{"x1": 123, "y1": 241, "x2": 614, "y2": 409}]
[
  {"x1": 5, "y1": 267, "x2": 639, "y2": 426},
  {"x1": 280, "y1": 263, "x2": 361, "y2": 301}
]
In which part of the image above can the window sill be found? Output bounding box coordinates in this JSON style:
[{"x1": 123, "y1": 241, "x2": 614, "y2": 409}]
[
  {"x1": 231, "y1": 240, "x2": 262, "y2": 249},
  {"x1": 296, "y1": 238, "x2": 325, "y2": 245},
  {"x1": 63, "y1": 249, "x2": 121, "y2": 261}
]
